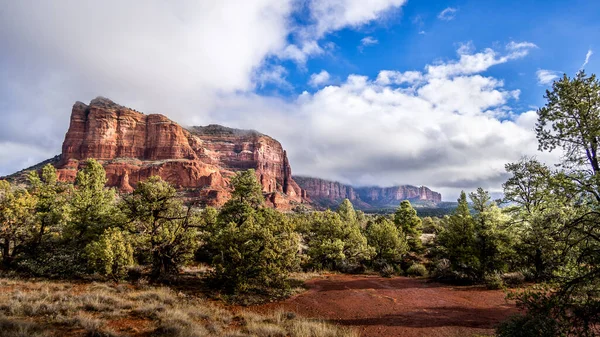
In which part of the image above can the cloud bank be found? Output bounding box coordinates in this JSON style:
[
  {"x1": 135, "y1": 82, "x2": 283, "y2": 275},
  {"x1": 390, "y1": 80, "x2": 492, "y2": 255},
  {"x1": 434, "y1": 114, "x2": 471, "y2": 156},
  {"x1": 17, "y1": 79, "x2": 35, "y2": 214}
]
[{"x1": 0, "y1": 1, "x2": 557, "y2": 200}]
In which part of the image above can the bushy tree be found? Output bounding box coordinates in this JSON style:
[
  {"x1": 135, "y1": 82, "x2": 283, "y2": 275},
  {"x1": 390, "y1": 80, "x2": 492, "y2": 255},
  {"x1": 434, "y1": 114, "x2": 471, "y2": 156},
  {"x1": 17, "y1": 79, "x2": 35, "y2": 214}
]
[
  {"x1": 85, "y1": 227, "x2": 134, "y2": 280},
  {"x1": 27, "y1": 164, "x2": 70, "y2": 252},
  {"x1": 498, "y1": 71, "x2": 600, "y2": 334},
  {"x1": 122, "y1": 176, "x2": 198, "y2": 277},
  {"x1": 337, "y1": 199, "x2": 357, "y2": 225},
  {"x1": 0, "y1": 181, "x2": 37, "y2": 268},
  {"x1": 65, "y1": 159, "x2": 118, "y2": 245},
  {"x1": 304, "y1": 210, "x2": 374, "y2": 271},
  {"x1": 469, "y1": 188, "x2": 512, "y2": 278},
  {"x1": 393, "y1": 200, "x2": 423, "y2": 252},
  {"x1": 195, "y1": 206, "x2": 220, "y2": 262},
  {"x1": 212, "y1": 207, "x2": 299, "y2": 292},
  {"x1": 365, "y1": 217, "x2": 408, "y2": 265},
  {"x1": 436, "y1": 191, "x2": 478, "y2": 279},
  {"x1": 503, "y1": 158, "x2": 568, "y2": 280},
  {"x1": 211, "y1": 170, "x2": 299, "y2": 292}
]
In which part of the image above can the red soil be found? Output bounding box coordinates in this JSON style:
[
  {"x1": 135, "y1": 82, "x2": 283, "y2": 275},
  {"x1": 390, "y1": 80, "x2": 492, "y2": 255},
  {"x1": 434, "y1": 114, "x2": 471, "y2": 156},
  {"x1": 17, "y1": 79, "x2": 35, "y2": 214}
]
[{"x1": 258, "y1": 275, "x2": 518, "y2": 337}]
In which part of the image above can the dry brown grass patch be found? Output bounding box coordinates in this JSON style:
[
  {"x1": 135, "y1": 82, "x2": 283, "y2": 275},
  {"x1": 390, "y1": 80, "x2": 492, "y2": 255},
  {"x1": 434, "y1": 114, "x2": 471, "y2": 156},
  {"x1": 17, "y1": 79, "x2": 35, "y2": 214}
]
[{"x1": 0, "y1": 277, "x2": 356, "y2": 337}]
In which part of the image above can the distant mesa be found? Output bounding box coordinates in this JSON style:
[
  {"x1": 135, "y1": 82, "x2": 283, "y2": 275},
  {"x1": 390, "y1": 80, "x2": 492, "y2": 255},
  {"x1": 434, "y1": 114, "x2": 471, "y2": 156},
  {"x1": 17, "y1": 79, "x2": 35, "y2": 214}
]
[
  {"x1": 293, "y1": 176, "x2": 441, "y2": 210},
  {"x1": 4, "y1": 96, "x2": 441, "y2": 210}
]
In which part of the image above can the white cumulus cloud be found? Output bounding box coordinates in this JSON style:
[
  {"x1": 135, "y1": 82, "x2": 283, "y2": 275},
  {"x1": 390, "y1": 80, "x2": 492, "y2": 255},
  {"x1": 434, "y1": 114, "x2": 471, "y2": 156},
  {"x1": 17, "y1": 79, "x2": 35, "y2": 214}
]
[
  {"x1": 308, "y1": 70, "x2": 331, "y2": 87},
  {"x1": 211, "y1": 44, "x2": 560, "y2": 200}
]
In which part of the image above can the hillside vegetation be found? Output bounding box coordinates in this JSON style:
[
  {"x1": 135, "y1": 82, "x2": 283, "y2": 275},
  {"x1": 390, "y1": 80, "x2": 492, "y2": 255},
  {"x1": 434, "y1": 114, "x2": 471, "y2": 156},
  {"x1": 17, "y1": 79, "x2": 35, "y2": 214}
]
[{"x1": 0, "y1": 71, "x2": 599, "y2": 336}]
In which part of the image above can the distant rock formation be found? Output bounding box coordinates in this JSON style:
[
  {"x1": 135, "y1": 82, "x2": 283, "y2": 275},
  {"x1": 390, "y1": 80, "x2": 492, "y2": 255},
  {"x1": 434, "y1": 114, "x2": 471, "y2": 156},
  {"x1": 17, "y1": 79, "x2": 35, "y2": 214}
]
[
  {"x1": 55, "y1": 97, "x2": 307, "y2": 209},
  {"x1": 294, "y1": 176, "x2": 441, "y2": 209}
]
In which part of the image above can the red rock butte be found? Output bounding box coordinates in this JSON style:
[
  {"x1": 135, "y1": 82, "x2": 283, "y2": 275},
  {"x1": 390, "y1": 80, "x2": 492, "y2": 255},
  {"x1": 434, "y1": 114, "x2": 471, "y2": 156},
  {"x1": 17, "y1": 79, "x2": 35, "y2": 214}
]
[
  {"x1": 293, "y1": 176, "x2": 441, "y2": 209},
  {"x1": 57, "y1": 97, "x2": 307, "y2": 209}
]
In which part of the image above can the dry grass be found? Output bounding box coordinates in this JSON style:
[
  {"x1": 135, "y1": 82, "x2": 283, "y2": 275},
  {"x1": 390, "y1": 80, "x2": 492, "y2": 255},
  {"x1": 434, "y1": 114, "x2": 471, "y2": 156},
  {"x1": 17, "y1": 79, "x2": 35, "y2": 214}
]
[{"x1": 0, "y1": 276, "x2": 357, "y2": 337}]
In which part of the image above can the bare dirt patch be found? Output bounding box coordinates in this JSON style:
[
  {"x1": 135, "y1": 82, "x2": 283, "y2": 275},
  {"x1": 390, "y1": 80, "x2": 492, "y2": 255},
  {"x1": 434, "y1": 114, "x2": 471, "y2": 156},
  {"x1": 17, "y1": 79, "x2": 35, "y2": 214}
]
[{"x1": 256, "y1": 274, "x2": 518, "y2": 337}]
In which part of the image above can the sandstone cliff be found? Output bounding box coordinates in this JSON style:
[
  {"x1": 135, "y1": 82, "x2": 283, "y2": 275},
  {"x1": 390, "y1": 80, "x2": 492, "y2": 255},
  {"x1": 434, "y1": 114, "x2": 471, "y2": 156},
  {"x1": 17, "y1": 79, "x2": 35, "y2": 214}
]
[
  {"x1": 294, "y1": 176, "x2": 441, "y2": 209},
  {"x1": 57, "y1": 97, "x2": 306, "y2": 208}
]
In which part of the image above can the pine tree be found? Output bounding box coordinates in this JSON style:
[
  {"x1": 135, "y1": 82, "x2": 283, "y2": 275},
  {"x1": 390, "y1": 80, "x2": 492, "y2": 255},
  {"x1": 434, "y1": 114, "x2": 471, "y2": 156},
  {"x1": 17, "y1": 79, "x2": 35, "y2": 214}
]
[
  {"x1": 66, "y1": 159, "x2": 118, "y2": 245},
  {"x1": 337, "y1": 199, "x2": 357, "y2": 225},
  {"x1": 393, "y1": 200, "x2": 423, "y2": 252},
  {"x1": 436, "y1": 191, "x2": 478, "y2": 279}
]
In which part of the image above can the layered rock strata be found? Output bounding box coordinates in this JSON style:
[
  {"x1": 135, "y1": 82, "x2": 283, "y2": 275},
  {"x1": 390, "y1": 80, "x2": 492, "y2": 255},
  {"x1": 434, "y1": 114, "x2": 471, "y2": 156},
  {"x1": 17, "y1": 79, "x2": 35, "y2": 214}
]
[{"x1": 57, "y1": 97, "x2": 306, "y2": 208}]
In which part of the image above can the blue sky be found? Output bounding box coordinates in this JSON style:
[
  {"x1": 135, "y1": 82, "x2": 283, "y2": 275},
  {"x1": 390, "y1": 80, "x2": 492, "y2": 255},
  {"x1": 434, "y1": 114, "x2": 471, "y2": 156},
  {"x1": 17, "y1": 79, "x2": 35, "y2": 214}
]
[
  {"x1": 266, "y1": 0, "x2": 598, "y2": 104},
  {"x1": 0, "y1": 0, "x2": 598, "y2": 200}
]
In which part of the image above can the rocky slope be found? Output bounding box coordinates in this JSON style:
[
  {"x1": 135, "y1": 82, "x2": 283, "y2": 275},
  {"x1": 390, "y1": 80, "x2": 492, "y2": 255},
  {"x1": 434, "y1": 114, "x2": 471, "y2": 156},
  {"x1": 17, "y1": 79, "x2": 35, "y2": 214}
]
[
  {"x1": 55, "y1": 97, "x2": 306, "y2": 208},
  {"x1": 294, "y1": 176, "x2": 441, "y2": 209}
]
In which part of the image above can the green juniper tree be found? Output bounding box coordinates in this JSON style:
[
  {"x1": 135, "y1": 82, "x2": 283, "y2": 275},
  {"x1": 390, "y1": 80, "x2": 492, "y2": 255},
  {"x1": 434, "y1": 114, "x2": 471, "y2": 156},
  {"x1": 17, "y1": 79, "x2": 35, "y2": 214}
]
[
  {"x1": 436, "y1": 191, "x2": 478, "y2": 279},
  {"x1": 66, "y1": 159, "x2": 118, "y2": 246},
  {"x1": 393, "y1": 200, "x2": 423, "y2": 252},
  {"x1": 122, "y1": 176, "x2": 198, "y2": 278},
  {"x1": 27, "y1": 164, "x2": 70, "y2": 252},
  {"x1": 211, "y1": 170, "x2": 299, "y2": 293},
  {"x1": 0, "y1": 181, "x2": 37, "y2": 268},
  {"x1": 365, "y1": 217, "x2": 408, "y2": 266}
]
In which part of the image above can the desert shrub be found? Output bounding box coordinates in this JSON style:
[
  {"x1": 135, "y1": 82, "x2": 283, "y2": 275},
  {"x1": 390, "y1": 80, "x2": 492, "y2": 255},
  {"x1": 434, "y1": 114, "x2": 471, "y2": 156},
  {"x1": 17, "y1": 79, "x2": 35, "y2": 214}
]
[
  {"x1": 365, "y1": 217, "x2": 408, "y2": 267},
  {"x1": 496, "y1": 313, "x2": 563, "y2": 337},
  {"x1": 406, "y1": 263, "x2": 428, "y2": 277},
  {"x1": 502, "y1": 272, "x2": 525, "y2": 287},
  {"x1": 85, "y1": 227, "x2": 134, "y2": 280},
  {"x1": 379, "y1": 264, "x2": 396, "y2": 278},
  {"x1": 304, "y1": 209, "x2": 373, "y2": 271},
  {"x1": 74, "y1": 314, "x2": 121, "y2": 337},
  {"x1": 484, "y1": 273, "x2": 504, "y2": 290},
  {"x1": 0, "y1": 317, "x2": 48, "y2": 337},
  {"x1": 211, "y1": 170, "x2": 300, "y2": 294},
  {"x1": 212, "y1": 207, "x2": 299, "y2": 293},
  {"x1": 16, "y1": 243, "x2": 88, "y2": 278},
  {"x1": 153, "y1": 309, "x2": 208, "y2": 337}
]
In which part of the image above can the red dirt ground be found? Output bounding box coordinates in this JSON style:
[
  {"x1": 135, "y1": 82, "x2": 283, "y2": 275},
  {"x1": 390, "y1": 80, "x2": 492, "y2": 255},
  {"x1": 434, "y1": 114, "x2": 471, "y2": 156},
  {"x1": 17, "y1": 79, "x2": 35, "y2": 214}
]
[{"x1": 257, "y1": 275, "x2": 519, "y2": 337}]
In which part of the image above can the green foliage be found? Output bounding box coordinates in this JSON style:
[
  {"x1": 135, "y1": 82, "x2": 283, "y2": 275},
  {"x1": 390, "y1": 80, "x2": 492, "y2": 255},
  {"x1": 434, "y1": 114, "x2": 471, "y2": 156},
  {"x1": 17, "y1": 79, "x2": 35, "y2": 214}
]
[
  {"x1": 27, "y1": 164, "x2": 70, "y2": 252},
  {"x1": 499, "y1": 71, "x2": 600, "y2": 333},
  {"x1": 436, "y1": 191, "x2": 478, "y2": 280},
  {"x1": 469, "y1": 188, "x2": 512, "y2": 278},
  {"x1": 406, "y1": 263, "x2": 428, "y2": 277},
  {"x1": 0, "y1": 181, "x2": 37, "y2": 268},
  {"x1": 393, "y1": 200, "x2": 423, "y2": 252},
  {"x1": 337, "y1": 199, "x2": 357, "y2": 224},
  {"x1": 212, "y1": 207, "x2": 299, "y2": 292},
  {"x1": 85, "y1": 227, "x2": 134, "y2": 280},
  {"x1": 229, "y1": 169, "x2": 264, "y2": 207},
  {"x1": 304, "y1": 210, "x2": 374, "y2": 271},
  {"x1": 65, "y1": 159, "x2": 118, "y2": 245},
  {"x1": 421, "y1": 216, "x2": 443, "y2": 234},
  {"x1": 122, "y1": 176, "x2": 199, "y2": 277},
  {"x1": 503, "y1": 158, "x2": 570, "y2": 280},
  {"x1": 210, "y1": 170, "x2": 299, "y2": 293},
  {"x1": 365, "y1": 217, "x2": 408, "y2": 265},
  {"x1": 195, "y1": 206, "x2": 220, "y2": 262},
  {"x1": 535, "y1": 71, "x2": 600, "y2": 174}
]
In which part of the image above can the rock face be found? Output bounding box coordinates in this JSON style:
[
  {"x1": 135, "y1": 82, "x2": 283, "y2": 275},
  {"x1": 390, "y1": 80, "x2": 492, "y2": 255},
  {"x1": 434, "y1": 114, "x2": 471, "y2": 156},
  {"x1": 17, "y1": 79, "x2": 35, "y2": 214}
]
[
  {"x1": 57, "y1": 97, "x2": 306, "y2": 208},
  {"x1": 294, "y1": 176, "x2": 441, "y2": 209}
]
